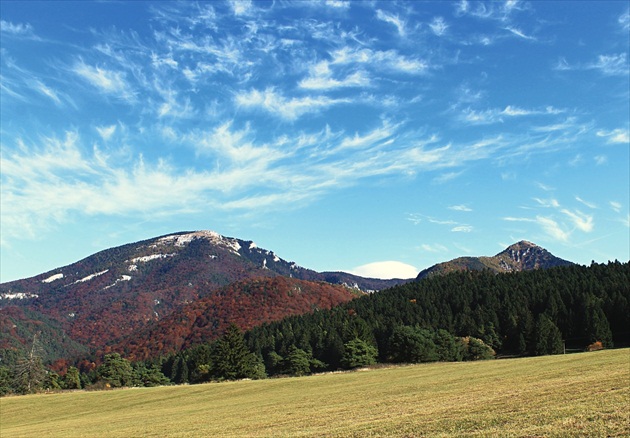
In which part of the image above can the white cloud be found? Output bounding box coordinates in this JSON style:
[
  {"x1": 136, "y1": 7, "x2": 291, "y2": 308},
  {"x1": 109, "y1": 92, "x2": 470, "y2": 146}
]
[
  {"x1": 559, "y1": 53, "x2": 629, "y2": 76},
  {"x1": 0, "y1": 20, "x2": 35, "y2": 37},
  {"x1": 96, "y1": 125, "x2": 117, "y2": 141},
  {"x1": 376, "y1": 9, "x2": 406, "y2": 36},
  {"x1": 228, "y1": 0, "x2": 253, "y2": 16},
  {"x1": 72, "y1": 60, "x2": 135, "y2": 102},
  {"x1": 325, "y1": 1, "x2": 350, "y2": 9},
  {"x1": 534, "y1": 216, "x2": 570, "y2": 242},
  {"x1": 449, "y1": 204, "x2": 472, "y2": 212},
  {"x1": 561, "y1": 209, "x2": 594, "y2": 233},
  {"x1": 33, "y1": 80, "x2": 61, "y2": 106},
  {"x1": 590, "y1": 53, "x2": 628, "y2": 76},
  {"x1": 421, "y1": 243, "x2": 448, "y2": 253},
  {"x1": 533, "y1": 197, "x2": 560, "y2": 208},
  {"x1": 575, "y1": 196, "x2": 597, "y2": 209},
  {"x1": 451, "y1": 225, "x2": 473, "y2": 233},
  {"x1": 299, "y1": 70, "x2": 370, "y2": 90},
  {"x1": 460, "y1": 105, "x2": 563, "y2": 125},
  {"x1": 330, "y1": 47, "x2": 429, "y2": 74},
  {"x1": 596, "y1": 128, "x2": 630, "y2": 144},
  {"x1": 504, "y1": 26, "x2": 535, "y2": 40},
  {"x1": 235, "y1": 88, "x2": 349, "y2": 120},
  {"x1": 455, "y1": 0, "x2": 469, "y2": 16},
  {"x1": 430, "y1": 17, "x2": 448, "y2": 36},
  {"x1": 351, "y1": 261, "x2": 418, "y2": 279},
  {"x1": 620, "y1": 10, "x2": 630, "y2": 31},
  {"x1": 609, "y1": 201, "x2": 622, "y2": 213}
]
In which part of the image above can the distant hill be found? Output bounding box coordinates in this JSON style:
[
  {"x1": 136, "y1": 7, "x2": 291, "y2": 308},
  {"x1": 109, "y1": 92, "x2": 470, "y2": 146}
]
[
  {"x1": 416, "y1": 241, "x2": 573, "y2": 280},
  {"x1": 0, "y1": 231, "x2": 404, "y2": 361}
]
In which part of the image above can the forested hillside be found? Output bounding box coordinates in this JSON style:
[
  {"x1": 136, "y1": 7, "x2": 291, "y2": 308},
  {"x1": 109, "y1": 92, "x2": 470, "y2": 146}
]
[
  {"x1": 2, "y1": 261, "x2": 627, "y2": 394},
  {"x1": 111, "y1": 277, "x2": 360, "y2": 362},
  {"x1": 145, "y1": 261, "x2": 630, "y2": 385}
]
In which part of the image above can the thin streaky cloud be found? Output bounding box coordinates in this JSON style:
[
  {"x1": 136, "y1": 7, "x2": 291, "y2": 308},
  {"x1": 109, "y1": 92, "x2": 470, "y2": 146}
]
[
  {"x1": 449, "y1": 204, "x2": 472, "y2": 212},
  {"x1": 504, "y1": 26, "x2": 535, "y2": 40},
  {"x1": 0, "y1": 20, "x2": 38, "y2": 39},
  {"x1": 376, "y1": 9, "x2": 406, "y2": 37},
  {"x1": 609, "y1": 201, "x2": 622, "y2": 213},
  {"x1": 560, "y1": 209, "x2": 594, "y2": 233},
  {"x1": 72, "y1": 60, "x2": 136, "y2": 102},
  {"x1": 596, "y1": 128, "x2": 630, "y2": 144},
  {"x1": 235, "y1": 88, "x2": 350, "y2": 121},
  {"x1": 421, "y1": 243, "x2": 448, "y2": 253},
  {"x1": 575, "y1": 196, "x2": 597, "y2": 209},
  {"x1": 430, "y1": 17, "x2": 448, "y2": 36},
  {"x1": 555, "y1": 53, "x2": 629, "y2": 77},
  {"x1": 533, "y1": 197, "x2": 560, "y2": 208},
  {"x1": 451, "y1": 225, "x2": 473, "y2": 233}
]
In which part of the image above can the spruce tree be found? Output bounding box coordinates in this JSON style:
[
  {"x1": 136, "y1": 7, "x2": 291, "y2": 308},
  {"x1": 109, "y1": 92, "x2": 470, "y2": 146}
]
[
  {"x1": 341, "y1": 338, "x2": 378, "y2": 369},
  {"x1": 211, "y1": 324, "x2": 266, "y2": 380}
]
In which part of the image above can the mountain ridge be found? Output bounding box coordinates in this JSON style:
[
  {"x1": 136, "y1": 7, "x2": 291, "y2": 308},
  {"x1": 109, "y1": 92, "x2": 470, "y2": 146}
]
[
  {"x1": 416, "y1": 240, "x2": 573, "y2": 280},
  {"x1": 0, "y1": 232, "x2": 574, "y2": 364}
]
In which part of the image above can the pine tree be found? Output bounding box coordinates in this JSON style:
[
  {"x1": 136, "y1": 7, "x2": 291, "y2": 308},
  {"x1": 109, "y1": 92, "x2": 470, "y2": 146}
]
[
  {"x1": 63, "y1": 366, "x2": 81, "y2": 390},
  {"x1": 533, "y1": 314, "x2": 564, "y2": 356},
  {"x1": 98, "y1": 353, "x2": 134, "y2": 387},
  {"x1": 341, "y1": 338, "x2": 378, "y2": 369},
  {"x1": 282, "y1": 346, "x2": 312, "y2": 376},
  {"x1": 211, "y1": 324, "x2": 266, "y2": 380}
]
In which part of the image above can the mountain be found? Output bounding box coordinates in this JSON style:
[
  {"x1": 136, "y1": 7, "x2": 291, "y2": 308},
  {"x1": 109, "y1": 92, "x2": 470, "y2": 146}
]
[
  {"x1": 416, "y1": 241, "x2": 573, "y2": 280},
  {"x1": 0, "y1": 230, "x2": 404, "y2": 361},
  {"x1": 0, "y1": 234, "x2": 574, "y2": 364}
]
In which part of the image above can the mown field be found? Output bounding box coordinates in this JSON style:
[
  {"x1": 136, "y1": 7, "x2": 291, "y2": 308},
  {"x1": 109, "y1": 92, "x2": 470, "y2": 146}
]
[{"x1": 1, "y1": 348, "x2": 628, "y2": 437}]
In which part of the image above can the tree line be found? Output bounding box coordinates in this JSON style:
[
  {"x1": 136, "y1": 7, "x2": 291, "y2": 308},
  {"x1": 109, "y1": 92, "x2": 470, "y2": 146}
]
[{"x1": 1, "y1": 261, "x2": 627, "y2": 394}]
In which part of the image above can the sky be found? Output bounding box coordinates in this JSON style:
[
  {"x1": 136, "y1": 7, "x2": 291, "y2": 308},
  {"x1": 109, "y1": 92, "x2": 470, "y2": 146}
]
[{"x1": 1, "y1": 1, "x2": 629, "y2": 283}]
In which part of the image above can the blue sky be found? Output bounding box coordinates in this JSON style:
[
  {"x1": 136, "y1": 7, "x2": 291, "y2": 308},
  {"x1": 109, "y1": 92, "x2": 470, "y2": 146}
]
[{"x1": 1, "y1": 1, "x2": 628, "y2": 282}]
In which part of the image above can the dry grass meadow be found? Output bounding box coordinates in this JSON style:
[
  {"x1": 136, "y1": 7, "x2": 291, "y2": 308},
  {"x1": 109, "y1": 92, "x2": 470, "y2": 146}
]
[{"x1": 1, "y1": 348, "x2": 628, "y2": 437}]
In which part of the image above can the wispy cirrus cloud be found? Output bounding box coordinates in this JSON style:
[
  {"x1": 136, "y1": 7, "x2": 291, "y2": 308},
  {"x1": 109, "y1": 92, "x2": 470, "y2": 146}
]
[
  {"x1": 449, "y1": 204, "x2": 472, "y2": 212},
  {"x1": 72, "y1": 60, "x2": 136, "y2": 102},
  {"x1": 330, "y1": 47, "x2": 429, "y2": 74},
  {"x1": 0, "y1": 20, "x2": 38, "y2": 39},
  {"x1": 561, "y1": 208, "x2": 594, "y2": 233},
  {"x1": 609, "y1": 201, "x2": 622, "y2": 213},
  {"x1": 555, "y1": 53, "x2": 629, "y2": 76},
  {"x1": 505, "y1": 195, "x2": 596, "y2": 243},
  {"x1": 596, "y1": 128, "x2": 630, "y2": 144},
  {"x1": 451, "y1": 225, "x2": 473, "y2": 233},
  {"x1": 456, "y1": 0, "x2": 528, "y2": 22},
  {"x1": 235, "y1": 88, "x2": 350, "y2": 120},
  {"x1": 459, "y1": 105, "x2": 563, "y2": 125},
  {"x1": 503, "y1": 216, "x2": 570, "y2": 242},
  {"x1": 376, "y1": 9, "x2": 406, "y2": 37},
  {"x1": 420, "y1": 243, "x2": 449, "y2": 253},
  {"x1": 504, "y1": 26, "x2": 536, "y2": 41},
  {"x1": 430, "y1": 17, "x2": 449, "y2": 36},
  {"x1": 299, "y1": 67, "x2": 371, "y2": 90}
]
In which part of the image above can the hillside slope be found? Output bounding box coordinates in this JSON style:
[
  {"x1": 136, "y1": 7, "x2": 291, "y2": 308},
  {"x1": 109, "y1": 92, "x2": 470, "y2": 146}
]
[{"x1": 115, "y1": 276, "x2": 359, "y2": 361}]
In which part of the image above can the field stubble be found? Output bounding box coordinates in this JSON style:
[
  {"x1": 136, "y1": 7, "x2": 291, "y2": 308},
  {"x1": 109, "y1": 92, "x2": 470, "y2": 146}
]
[{"x1": 1, "y1": 349, "x2": 628, "y2": 437}]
